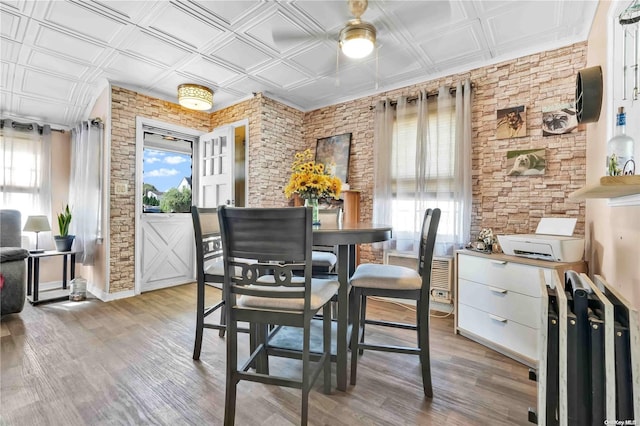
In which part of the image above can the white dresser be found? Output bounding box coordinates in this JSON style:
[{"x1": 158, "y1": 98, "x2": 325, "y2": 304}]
[{"x1": 455, "y1": 250, "x2": 586, "y2": 367}]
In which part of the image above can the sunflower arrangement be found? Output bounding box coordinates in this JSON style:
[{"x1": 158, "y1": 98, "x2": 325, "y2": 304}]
[{"x1": 284, "y1": 149, "x2": 342, "y2": 200}]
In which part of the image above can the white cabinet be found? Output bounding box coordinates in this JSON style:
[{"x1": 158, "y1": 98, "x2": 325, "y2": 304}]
[{"x1": 455, "y1": 250, "x2": 586, "y2": 367}]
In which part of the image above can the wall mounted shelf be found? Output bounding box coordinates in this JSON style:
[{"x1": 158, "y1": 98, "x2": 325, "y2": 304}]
[{"x1": 569, "y1": 175, "x2": 640, "y2": 200}]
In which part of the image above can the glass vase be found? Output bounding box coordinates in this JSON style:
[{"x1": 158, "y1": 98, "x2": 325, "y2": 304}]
[{"x1": 304, "y1": 197, "x2": 320, "y2": 225}]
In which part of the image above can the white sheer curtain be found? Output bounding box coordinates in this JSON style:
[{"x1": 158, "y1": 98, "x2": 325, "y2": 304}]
[
  {"x1": 0, "y1": 119, "x2": 52, "y2": 248},
  {"x1": 69, "y1": 120, "x2": 103, "y2": 265},
  {"x1": 372, "y1": 80, "x2": 473, "y2": 256}
]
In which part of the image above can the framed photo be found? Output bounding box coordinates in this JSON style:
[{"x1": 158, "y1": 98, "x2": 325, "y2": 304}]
[
  {"x1": 496, "y1": 105, "x2": 527, "y2": 139},
  {"x1": 542, "y1": 103, "x2": 578, "y2": 136},
  {"x1": 315, "y1": 133, "x2": 352, "y2": 183},
  {"x1": 506, "y1": 148, "x2": 546, "y2": 176}
]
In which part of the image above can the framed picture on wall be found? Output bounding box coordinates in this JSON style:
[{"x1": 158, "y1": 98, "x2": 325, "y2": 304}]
[
  {"x1": 315, "y1": 133, "x2": 352, "y2": 183},
  {"x1": 496, "y1": 105, "x2": 527, "y2": 139},
  {"x1": 506, "y1": 148, "x2": 546, "y2": 176}
]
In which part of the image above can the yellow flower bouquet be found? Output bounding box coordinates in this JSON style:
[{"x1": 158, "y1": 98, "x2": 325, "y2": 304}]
[{"x1": 284, "y1": 149, "x2": 342, "y2": 200}]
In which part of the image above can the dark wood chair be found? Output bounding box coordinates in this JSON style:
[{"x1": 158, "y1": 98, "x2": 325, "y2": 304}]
[
  {"x1": 311, "y1": 208, "x2": 342, "y2": 275},
  {"x1": 218, "y1": 206, "x2": 337, "y2": 425},
  {"x1": 349, "y1": 208, "x2": 441, "y2": 397},
  {"x1": 191, "y1": 206, "x2": 226, "y2": 360}
]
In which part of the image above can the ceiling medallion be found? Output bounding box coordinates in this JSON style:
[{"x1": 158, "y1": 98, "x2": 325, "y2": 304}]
[{"x1": 177, "y1": 84, "x2": 213, "y2": 111}]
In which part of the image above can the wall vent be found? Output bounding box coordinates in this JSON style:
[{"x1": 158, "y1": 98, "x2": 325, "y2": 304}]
[{"x1": 384, "y1": 251, "x2": 454, "y2": 304}]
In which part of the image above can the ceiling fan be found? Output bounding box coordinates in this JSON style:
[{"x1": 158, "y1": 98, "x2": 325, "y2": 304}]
[
  {"x1": 273, "y1": 0, "x2": 378, "y2": 59},
  {"x1": 338, "y1": 0, "x2": 377, "y2": 59}
]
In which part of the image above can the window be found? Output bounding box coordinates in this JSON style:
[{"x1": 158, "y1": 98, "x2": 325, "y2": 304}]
[
  {"x1": 142, "y1": 131, "x2": 193, "y2": 213},
  {"x1": 0, "y1": 127, "x2": 51, "y2": 217},
  {"x1": 390, "y1": 100, "x2": 457, "y2": 252}
]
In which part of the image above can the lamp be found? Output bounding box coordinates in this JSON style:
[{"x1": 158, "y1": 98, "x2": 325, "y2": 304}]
[
  {"x1": 177, "y1": 84, "x2": 213, "y2": 111},
  {"x1": 23, "y1": 215, "x2": 51, "y2": 253},
  {"x1": 339, "y1": 20, "x2": 376, "y2": 59}
]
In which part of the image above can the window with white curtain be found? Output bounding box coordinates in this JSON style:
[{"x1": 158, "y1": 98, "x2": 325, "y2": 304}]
[
  {"x1": 390, "y1": 101, "x2": 457, "y2": 251},
  {"x1": 0, "y1": 121, "x2": 51, "y2": 219}
]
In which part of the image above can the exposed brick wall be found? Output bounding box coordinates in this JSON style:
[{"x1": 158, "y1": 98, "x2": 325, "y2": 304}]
[
  {"x1": 302, "y1": 42, "x2": 587, "y2": 262},
  {"x1": 109, "y1": 86, "x2": 210, "y2": 294},
  {"x1": 107, "y1": 42, "x2": 588, "y2": 292}
]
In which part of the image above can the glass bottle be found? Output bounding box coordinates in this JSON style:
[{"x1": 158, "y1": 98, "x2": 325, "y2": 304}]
[{"x1": 606, "y1": 107, "x2": 635, "y2": 176}]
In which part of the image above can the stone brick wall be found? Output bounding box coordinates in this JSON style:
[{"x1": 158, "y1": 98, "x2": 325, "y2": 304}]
[
  {"x1": 109, "y1": 86, "x2": 210, "y2": 294},
  {"x1": 301, "y1": 42, "x2": 587, "y2": 262},
  {"x1": 107, "y1": 41, "x2": 588, "y2": 292}
]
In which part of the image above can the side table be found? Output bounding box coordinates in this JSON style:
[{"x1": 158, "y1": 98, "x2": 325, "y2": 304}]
[{"x1": 27, "y1": 250, "x2": 76, "y2": 305}]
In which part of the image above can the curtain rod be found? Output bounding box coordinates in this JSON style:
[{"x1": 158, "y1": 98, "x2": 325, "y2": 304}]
[
  {"x1": 0, "y1": 120, "x2": 66, "y2": 134},
  {"x1": 369, "y1": 83, "x2": 474, "y2": 110}
]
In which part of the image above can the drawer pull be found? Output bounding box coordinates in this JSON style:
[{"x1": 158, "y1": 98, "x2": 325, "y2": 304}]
[
  {"x1": 488, "y1": 286, "x2": 507, "y2": 294},
  {"x1": 490, "y1": 260, "x2": 507, "y2": 265},
  {"x1": 489, "y1": 314, "x2": 507, "y2": 323}
]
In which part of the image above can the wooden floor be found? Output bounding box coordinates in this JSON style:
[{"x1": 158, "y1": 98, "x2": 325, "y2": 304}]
[{"x1": 0, "y1": 283, "x2": 536, "y2": 425}]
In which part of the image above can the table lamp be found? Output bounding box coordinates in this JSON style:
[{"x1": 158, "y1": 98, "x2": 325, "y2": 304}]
[{"x1": 23, "y1": 215, "x2": 51, "y2": 253}]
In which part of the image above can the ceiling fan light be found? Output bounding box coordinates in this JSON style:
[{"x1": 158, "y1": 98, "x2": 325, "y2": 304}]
[
  {"x1": 177, "y1": 84, "x2": 213, "y2": 111},
  {"x1": 340, "y1": 22, "x2": 376, "y2": 59}
]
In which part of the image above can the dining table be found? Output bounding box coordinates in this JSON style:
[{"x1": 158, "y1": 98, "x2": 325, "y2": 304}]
[{"x1": 311, "y1": 220, "x2": 392, "y2": 391}]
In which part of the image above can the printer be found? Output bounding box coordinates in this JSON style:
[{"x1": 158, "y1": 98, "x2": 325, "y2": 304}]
[{"x1": 497, "y1": 217, "x2": 584, "y2": 262}]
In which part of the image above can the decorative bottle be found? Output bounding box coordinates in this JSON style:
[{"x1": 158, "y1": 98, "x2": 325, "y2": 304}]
[{"x1": 606, "y1": 107, "x2": 635, "y2": 176}]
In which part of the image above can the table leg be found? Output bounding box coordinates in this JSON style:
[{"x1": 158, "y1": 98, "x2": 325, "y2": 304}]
[
  {"x1": 70, "y1": 253, "x2": 76, "y2": 281},
  {"x1": 62, "y1": 254, "x2": 68, "y2": 289},
  {"x1": 33, "y1": 258, "x2": 40, "y2": 302},
  {"x1": 27, "y1": 257, "x2": 33, "y2": 296},
  {"x1": 336, "y1": 244, "x2": 351, "y2": 391}
]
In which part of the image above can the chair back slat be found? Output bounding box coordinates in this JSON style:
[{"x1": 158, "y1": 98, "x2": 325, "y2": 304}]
[{"x1": 219, "y1": 206, "x2": 314, "y2": 309}]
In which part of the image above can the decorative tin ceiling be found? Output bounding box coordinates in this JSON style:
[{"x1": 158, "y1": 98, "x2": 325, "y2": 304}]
[{"x1": 0, "y1": 0, "x2": 599, "y2": 128}]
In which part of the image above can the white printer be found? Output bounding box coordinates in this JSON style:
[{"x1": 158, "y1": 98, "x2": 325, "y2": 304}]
[{"x1": 497, "y1": 217, "x2": 584, "y2": 262}]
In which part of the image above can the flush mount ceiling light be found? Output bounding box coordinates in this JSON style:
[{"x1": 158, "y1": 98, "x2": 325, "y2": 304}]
[
  {"x1": 177, "y1": 84, "x2": 213, "y2": 111},
  {"x1": 339, "y1": 0, "x2": 376, "y2": 59}
]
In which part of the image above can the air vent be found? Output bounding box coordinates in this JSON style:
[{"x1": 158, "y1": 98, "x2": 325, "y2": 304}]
[{"x1": 384, "y1": 251, "x2": 454, "y2": 304}]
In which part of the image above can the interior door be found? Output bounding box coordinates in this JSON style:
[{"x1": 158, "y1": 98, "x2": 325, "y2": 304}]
[{"x1": 198, "y1": 126, "x2": 234, "y2": 207}]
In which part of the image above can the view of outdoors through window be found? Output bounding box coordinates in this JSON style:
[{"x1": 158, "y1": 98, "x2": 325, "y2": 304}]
[{"x1": 143, "y1": 148, "x2": 192, "y2": 213}]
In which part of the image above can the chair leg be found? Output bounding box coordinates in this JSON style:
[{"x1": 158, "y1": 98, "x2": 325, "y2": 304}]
[
  {"x1": 358, "y1": 294, "x2": 367, "y2": 356},
  {"x1": 256, "y1": 323, "x2": 269, "y2": 375},
  {"x1": 301, "y1": 318, "x2": 311, "y2": 426},
  {"x1": 193, "y1": 279, "x2": 205, "y2": 360},
  {"x1": 323, "y1": 303, "x2": 331, "y2": 394},
  {"x1": 218, "y1": 302, "x2": 226, "y2": 338},
  {"x1": 224, "y1": 314, "x2": 238, "y2": 425},
  {"x1": 350, "y1": 287, "x2": 361, "y2": 386},
  {"x1": 417, "y1": 298, "x2": 433, "y2": 398}
]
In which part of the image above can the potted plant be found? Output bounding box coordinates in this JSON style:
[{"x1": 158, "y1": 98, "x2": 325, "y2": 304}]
[{"x1": 54, "y1": 204, "x2": 74, "y2": 252}]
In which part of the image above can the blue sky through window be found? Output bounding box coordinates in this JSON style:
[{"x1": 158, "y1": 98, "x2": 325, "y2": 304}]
[{"x1": 143, "y1": 149, "x2": 192, "y2": 192}]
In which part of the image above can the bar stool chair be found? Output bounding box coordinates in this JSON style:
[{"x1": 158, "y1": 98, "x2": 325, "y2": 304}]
[
  {"x1": 218, "y1": 206, "x2": 337, "y2": 425},
  {"x1": 311, "y1": 208, "x2": 342, "y2": 276},
  {"x1": 349, "y1": 208, "x2": 441, "y2": 397},
  {"x1": 191, "y1": 206, "x2": 226, "y2": 360}
]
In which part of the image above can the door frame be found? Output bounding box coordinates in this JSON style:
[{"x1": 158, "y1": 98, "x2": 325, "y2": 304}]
[{"x1": 134, "y1": 117, "x2": 204, "y2": 295}]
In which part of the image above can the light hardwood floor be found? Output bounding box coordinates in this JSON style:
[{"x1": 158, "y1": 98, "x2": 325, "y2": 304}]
[{"x1": 0, "y1": 283, "x2": 536, "y2": 425}]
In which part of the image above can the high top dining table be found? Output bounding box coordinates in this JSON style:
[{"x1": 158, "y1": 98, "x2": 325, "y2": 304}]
[{"x1": 312, "y1": 221, "x2": 392, "y2": 391}]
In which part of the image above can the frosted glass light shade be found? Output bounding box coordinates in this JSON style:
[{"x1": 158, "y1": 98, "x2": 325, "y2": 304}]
[
  {"x1": 339, "y1": 21, "x2": 376, "y2": 59},
  {"x1": 177, "y1": 84, "x2": 213, "y2": 111}
]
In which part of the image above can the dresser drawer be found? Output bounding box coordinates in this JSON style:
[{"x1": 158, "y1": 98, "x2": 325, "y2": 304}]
[
  {"x1": 458, "y1": 278, "x2": 540, "y2": 328},
  {"x1": 457, "y1": 254, "x2": 548, "y2": 297},
  {"x1": 458, "y1": 303, "x2": 538, "y2": 361}
]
